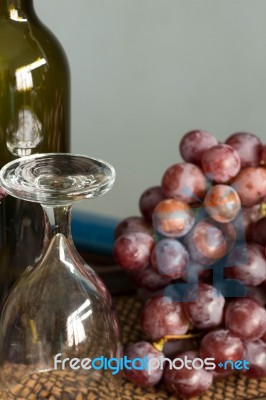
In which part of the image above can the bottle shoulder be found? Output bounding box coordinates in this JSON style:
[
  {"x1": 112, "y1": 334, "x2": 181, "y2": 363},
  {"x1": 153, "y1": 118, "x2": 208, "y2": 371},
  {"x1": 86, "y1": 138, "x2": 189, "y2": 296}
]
[
  {"x1": 29, "y1": 18, "x2": 70, "y2": 69},
  {"x1": 0, "y1": 18, "x2": 70, "y2": 73}
]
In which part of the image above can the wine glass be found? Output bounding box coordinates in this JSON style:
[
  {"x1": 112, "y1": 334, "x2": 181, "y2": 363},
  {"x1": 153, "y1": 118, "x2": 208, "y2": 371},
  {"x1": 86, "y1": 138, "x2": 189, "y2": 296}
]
[{"x1": 0, "y1": 153, "x2": 122, "y2": 399}]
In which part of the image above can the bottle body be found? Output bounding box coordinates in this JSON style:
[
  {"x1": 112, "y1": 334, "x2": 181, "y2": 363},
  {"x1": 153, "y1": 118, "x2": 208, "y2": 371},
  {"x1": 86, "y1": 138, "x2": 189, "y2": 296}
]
[{"x1": 0, "y1": 0, "x2": 70, "y2": 306}]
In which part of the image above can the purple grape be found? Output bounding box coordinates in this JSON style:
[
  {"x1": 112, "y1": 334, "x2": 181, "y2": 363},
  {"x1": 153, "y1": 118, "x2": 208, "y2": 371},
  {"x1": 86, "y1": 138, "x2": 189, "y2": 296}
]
[
  {"x1": 244, "y1": 340, "x2": 266, "y2": 378},
  {"x1": 225, "y1": 132, "x2": 263, "y2": 168},
  {"x1": 151, "y1": 238, "x2": 189, "y2": 279},
  {"x1": 161, "y1": 162, "x2": 207, "y2": 203},
  {"x1": 163, "y1": 350, "x2": 213, "y2": 398},
  {"x1": 141, "y1": 296, "x2": 189, "y2": 340},
  {"x1": 124, "y1": 341, "x2": 164, "y2": 387},
  {"x1": 182, "y1": 283, "x2": 225, "y2": 329},
  {"x1": 225, "y1": 298, "x2": 266, "y2": 341},
  {"x1": 153, "y1": 199, "x2": 195, "y2": 238},
  {"x1": 202, "y1": 144, "x2": 241, "y2": 183},
  {"x1": 184, "y1": 219, "x2": 232, "y2": 265},
  {"x1": 179, "y1": 129, "x2": 218, "y2": 165},
  {"x1": 200, "y1": 329, "x2": 245, "y2": 372},
  {"x1": 226, "y1": 243, "x2": 266, "y2": 286},
  {"x1": 232, "y1": 167, "x2": 266, "y2": 207},
  {"x1": 113, "y1": 232, "x2": 154, "y2": 272},
  {"x1": 139, "y1": 186, "x2": 165, "y2": 221},
  {"x1": 204, "y1": 184, "x2": 241, "y2": 223},
  {"x1": 114, "y1": 216, "x2": 152, "y2": 239}
]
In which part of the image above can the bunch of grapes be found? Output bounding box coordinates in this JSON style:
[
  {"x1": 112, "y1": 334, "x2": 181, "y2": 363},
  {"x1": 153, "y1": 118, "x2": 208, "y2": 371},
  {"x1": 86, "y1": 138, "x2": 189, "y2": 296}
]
[{"x1": 114, "y1": 131, "x2": 266, "y2": 399}]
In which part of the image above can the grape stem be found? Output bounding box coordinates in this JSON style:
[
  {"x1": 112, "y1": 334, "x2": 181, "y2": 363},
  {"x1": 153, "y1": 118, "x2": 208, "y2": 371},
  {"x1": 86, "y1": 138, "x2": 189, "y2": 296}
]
[{"x1": 152, "y1": 333, "x2": 200, "y2": 352}]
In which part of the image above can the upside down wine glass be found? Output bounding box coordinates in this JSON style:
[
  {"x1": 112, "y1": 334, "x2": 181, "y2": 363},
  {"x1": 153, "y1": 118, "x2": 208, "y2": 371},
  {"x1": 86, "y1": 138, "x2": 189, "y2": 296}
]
[{"x1": 0, "y1": 154, "x2": 122, "y2": 399}]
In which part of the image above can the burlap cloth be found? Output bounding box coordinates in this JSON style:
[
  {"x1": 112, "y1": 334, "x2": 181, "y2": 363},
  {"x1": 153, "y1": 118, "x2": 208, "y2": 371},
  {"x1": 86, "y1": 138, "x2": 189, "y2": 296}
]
[{"x1": 0, "y1": 295, "x2": 265, "y2": 400}]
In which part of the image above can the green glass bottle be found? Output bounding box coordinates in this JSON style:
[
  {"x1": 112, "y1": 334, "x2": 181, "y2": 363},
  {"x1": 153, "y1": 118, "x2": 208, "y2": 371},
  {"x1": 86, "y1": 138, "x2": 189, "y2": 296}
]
[{"x1": 0, "y1": 0, "x2": 70, "y2": 306}]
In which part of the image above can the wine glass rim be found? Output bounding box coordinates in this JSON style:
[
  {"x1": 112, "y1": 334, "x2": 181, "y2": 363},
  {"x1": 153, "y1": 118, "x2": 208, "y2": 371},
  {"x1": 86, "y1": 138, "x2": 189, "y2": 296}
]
[{"x1": 1, "y1": 152, "x2": 115, "y2": 174}]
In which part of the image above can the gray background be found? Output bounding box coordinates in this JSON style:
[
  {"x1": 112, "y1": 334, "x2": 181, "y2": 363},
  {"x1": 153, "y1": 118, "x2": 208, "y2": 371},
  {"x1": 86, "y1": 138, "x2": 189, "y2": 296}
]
[{"x1": 35, "y1": 0, "x2": 266, "y2": 219}]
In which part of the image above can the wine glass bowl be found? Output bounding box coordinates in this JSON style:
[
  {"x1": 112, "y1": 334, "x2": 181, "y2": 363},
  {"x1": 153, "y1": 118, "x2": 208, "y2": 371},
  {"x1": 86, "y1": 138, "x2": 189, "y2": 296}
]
[{"x1": 0, "y1": 153, "x2": 121, "y2": 399}]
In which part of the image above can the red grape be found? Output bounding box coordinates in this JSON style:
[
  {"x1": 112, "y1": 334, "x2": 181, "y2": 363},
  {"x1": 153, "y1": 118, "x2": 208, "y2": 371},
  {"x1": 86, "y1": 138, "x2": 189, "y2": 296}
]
[
  {"x1": 113, "y1": 232, "x2": 154, "y2": 272},
  {"x1": 225, "y1": 132, "x2": 263, "y2": 168},
  {"x1": 153, "y1": 199, "x2": 195, "y2": 238},
  {"x1": 151, "y1": 238, "x2": 189, "y2": 279},
  {"x1": 204, "y1": 184, "x2": 241, "y2": 223},
  {"x1": 139, "y1": 186, "x2": 165, "y2": 221},
  {"x1": 124, "y1": 341, "x2": 164, "y2": 387},
  {"x1": 184, "y1": 219, "x2": 231, "y2": 265},
  {"x1": 161, "y1": 162, "x2": 207, "y2": 203},
  {"x1": 232, "y1": 167, "x2": 266, "y2": 207},
  {"x1": 163, "y1": 350, "x2": 213, "y2": 398},
  {"x1": 200, "y1": 329, "x2": 245, "y2": 371},
  {"x1": 226, "y1": 243, "x2": 266, "y2": 286},
  {"x1": 201, "y1": 144, "x2": 241, "y2": 183},
  {"x1": 179, "y1": 130, "x2": 218, "y2": 166},
  {"x1": 141, "y1": 296, "x2": 189, "y2": 340},
  {"x1": 244, "y1": 340, "x2": 266, "y2": 378},
  {"x1": 130, "y1": 266, "x2": 171, "y2": 291},
  {"x1": 114, "y1": 216, "x2": 152, "y2": 239},
  {"x1": 182, "y1": 283, "x2": 225, "y2": 329},
  {"x1": 225, "y1": 298, "x2": 266, "y2": 341},
  {"x1": 262, "y1": 331, "x2": 266, "y2": 343}
]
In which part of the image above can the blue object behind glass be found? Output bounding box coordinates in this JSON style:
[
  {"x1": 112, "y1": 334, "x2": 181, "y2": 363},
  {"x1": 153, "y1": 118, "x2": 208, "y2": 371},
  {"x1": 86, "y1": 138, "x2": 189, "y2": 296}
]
[{"x1": 72, "y1": 210, "x2": 119, "y2": 256}]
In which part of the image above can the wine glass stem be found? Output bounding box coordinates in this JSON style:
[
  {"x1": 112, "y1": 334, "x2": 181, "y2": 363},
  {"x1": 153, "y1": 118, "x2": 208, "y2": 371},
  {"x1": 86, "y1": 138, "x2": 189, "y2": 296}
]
[{"x1": 42, "y1": 204, "x2": 73, "y2": 241}]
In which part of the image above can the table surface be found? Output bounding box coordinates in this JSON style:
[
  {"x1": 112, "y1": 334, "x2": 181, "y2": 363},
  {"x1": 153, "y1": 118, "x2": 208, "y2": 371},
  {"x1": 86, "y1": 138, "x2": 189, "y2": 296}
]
[{"x1": 0, "y1": 250, "x2": 265, "y2": 400}]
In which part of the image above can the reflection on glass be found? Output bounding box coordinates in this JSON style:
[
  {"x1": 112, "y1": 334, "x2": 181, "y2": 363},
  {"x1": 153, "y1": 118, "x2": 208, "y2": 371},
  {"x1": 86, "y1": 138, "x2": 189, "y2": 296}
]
[
  {"x1": 67, "y1": 299, "x2": 92, "y2": 346},
  {"x1": 6, "y1": 108, "x2": 42, "y2": 156},
  {"x1": 9, "y1": 8, "x2": 27, "y2": 22},
  {"x1": 15, "y1": 58, "x2": 47, "y2": 91}
]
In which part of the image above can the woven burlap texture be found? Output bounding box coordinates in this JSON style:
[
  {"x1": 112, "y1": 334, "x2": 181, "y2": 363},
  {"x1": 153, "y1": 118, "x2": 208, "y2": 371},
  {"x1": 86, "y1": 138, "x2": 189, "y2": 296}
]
[{"x1": 0, "y1": 295, "x2": 265, "y2": 400}]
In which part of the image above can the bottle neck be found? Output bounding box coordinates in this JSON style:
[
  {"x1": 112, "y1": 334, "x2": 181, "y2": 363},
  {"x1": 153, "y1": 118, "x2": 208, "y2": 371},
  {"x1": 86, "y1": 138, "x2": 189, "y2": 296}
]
[{"x1": 0, "y1": 0, "x2": 35, "y2": 19}]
